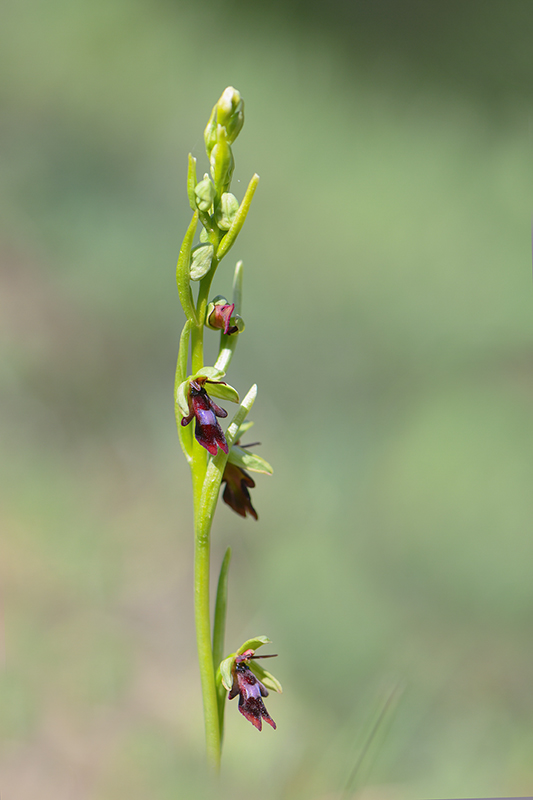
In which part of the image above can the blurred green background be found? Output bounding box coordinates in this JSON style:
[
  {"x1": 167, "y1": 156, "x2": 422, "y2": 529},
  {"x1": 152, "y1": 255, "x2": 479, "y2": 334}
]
[{"x1": 1, "y1": 1, "x2": 532, "y2": 797}]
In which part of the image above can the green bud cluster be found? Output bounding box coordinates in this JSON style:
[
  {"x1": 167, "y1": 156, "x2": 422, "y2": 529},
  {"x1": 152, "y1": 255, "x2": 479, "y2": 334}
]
[{"x1": 185, "y1": 86, "x2": 259, "y2": 284}]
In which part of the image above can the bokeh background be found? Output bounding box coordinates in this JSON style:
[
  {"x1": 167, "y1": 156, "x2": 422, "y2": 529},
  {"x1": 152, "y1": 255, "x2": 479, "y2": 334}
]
[{"x1": 1, "y1": 1, "x2": 532, "y2": 797}]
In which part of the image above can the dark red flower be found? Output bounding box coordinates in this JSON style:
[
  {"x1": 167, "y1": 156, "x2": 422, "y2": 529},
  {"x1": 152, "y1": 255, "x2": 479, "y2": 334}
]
[
  {"x1": 228, "y1": 650, "x2": 276, "y2": 731},
  {"x1": 221, "y1": 462, "x2": 258, "y2": 520},
  {"x1": 181, "y1": 379, "x2": 228, "y2": 456},
  {"x1": 208, "y1": 302, "x2": 239, "y2": 335}
]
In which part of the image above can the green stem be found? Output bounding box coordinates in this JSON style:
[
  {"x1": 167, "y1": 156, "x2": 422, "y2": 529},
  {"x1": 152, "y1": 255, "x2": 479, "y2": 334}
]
[
  {"x1": 189, "y1": 258, "x2": 225, "y2": 768},
  {"x1": 194, "y1": 503, "x2": 221, "y2": 769},
  {"x1": 186, "y1": 272, "x2": 220, "y2": 767}
]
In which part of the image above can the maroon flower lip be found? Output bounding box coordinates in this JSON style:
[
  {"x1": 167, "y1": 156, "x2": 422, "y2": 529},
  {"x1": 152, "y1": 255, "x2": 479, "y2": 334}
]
[
  {"x1": 228, "y1": 651, "x2": 277, "y2": 731},
  {"x1": 181, "y1": 379, "x2": 229, "y2": 456}
]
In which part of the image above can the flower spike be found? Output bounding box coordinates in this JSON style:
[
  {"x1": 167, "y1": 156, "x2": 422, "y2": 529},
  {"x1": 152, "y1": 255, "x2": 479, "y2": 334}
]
[{"x1": 174, "y1": 89, "x2": 277, "y2": 763}]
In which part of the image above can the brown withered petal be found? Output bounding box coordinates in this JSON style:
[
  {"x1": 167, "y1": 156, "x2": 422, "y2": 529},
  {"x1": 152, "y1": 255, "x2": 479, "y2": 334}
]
[{"x1": 221, "y1": 462, "x2": 258, "y2": 519}]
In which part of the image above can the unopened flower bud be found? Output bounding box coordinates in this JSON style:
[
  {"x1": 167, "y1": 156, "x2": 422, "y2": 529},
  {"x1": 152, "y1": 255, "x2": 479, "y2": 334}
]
[
  {"x1": 210, "y1": 126, "x2": 234, "y2": 193},
  {"x1": 190, "y1": 244, "x2": 214, "y2": 281},
  {"x1": 216, "y1": 87, "x2": 244, "y2": 144},
  {"x1": 194, "y1": 174, "x2": 216, "y2": 212},
  {"x1": 206, "y1": 295, "x2": 244, "y2": 335},
  {"x1": 204, "y1": 106, "x2": 218, "y2": 158},
  {"x1": 215, "y1": 192, "x2": 240, "y2": 230}
]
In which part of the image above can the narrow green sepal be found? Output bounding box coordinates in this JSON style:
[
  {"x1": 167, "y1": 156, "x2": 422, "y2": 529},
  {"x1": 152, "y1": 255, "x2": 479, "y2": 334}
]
[
  {"x1": 215, "y1": 192, "x2": 240, "y2": 230},
  {"x1": 193, "y1": 366, "x2": 225, "y2": 381},
  {"x1": 206, "y1": 381, "x2": 240, "y2": 404},
  {"x1": 249, "y1": 661, "x2": 283, "y2": 694},
  {"x1": 176, "y1": 379, "x2": 190, "y2": 417},
  {"x1": 228, "y1": 445, "x2": 273, "y2": 475},
  {"x1": 237, "y1": 636, "x2": 271, "y2": 655},
  {"x1": 190, "y1": 243, "x2": 214, "y2": 281},
  {"x1": 188, "y1": 366, "x2": 240, "y2": 404},
  {"x1": 195, "y1": 174, "x2": 216, "y2": 213},
  {"x1": 187, "y1": 154, "x2": 197, "y2": 211},
  {"x1": 220, "y1": 655, "x2": 235, "y2": 692},
  {"x1": 199, "y1": 226, "x2": 209, "y2": 243}
]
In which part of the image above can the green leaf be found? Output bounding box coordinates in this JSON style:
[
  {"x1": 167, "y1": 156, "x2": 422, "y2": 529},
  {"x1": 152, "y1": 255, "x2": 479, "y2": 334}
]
[
  {"x1": 249, "y1": 662, "x2": 283, "y2": 694},
  {"x1": 228, "y1": 446, "x2": 273, "y2": 475},
  {"x1": 219, "y1": 655, "x2": 235, "y2": 692},
  {"x1": 213, "y1": 548, "x2": 232, "y2": 673},
  {"x1": 236, "y1": 636, "x2": 271, "y2": 655}
]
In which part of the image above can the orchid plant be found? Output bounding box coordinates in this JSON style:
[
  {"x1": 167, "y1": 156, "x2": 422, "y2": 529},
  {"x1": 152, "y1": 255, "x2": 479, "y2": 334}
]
[{"x1": 174, "y1": 88, "x2": 282, "y2": 768}]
